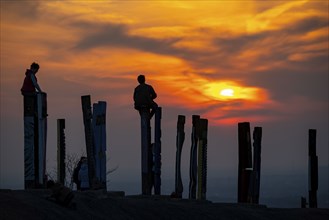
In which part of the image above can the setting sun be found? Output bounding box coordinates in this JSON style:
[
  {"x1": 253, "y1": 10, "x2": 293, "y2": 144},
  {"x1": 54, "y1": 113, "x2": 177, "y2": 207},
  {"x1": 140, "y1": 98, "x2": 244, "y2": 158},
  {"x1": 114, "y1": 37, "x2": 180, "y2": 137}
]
[
  {"x1": 220, "y1": 89, "x2": 234, "y2": 97},
  {"x1": 201, "y1": 80, "x2": 266, "y2": 102}
]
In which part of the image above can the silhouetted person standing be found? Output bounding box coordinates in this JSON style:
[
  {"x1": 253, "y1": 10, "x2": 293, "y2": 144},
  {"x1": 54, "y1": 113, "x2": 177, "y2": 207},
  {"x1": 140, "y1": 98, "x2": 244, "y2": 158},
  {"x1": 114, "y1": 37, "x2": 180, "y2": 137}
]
[
  {"x1": 134, "y1": 75, "x2": 158, "y2": 118},
  {"x1": 21, "y1": 62, "x2": 46, "y2": 189},
  {"x1": 21, "y1": 62, "x2": 42, "y2": 95}
]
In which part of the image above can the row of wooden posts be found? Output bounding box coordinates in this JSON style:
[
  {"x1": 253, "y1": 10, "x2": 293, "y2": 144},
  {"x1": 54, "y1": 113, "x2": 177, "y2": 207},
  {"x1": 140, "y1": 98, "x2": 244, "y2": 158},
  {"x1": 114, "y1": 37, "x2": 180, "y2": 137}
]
[
  {"x1": 138, "y1": 107, "x2": 319, "y2": 207},
  {"x1": 22, "y1": 91, "x2": 319, "y2": 207}
]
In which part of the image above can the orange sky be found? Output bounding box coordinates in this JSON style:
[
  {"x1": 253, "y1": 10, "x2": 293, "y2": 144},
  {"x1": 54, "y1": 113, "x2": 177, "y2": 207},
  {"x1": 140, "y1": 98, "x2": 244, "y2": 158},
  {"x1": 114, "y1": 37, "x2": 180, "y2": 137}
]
[
  {"x1": 0, "y1": 0, "x2": 328, "y2": 190},
  {"x1": 2, "y1": 0, "x2": 327, "y2": 125}
]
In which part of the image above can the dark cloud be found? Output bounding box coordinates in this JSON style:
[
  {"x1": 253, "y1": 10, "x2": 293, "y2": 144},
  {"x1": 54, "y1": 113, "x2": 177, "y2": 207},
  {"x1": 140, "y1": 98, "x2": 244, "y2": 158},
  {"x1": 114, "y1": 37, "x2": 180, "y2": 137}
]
[
  {"x1": 1, "y1": 0, "x2": 41, "y2": 21},
  {"x1": 285, "y1": 16, "x2": 328, "y2": 35},
  {"x1": 215, "y1": 33, "x2": 266, "y2": 54},
  {"x1": 74, "y1": 22, "x2": 183, "y2": 56},
  {"x1": 213, "y1": 16, "x2": 328, "y2": 56},
  {"x1": 246, "y1": 59, "x2": 328, "y2": 103}
]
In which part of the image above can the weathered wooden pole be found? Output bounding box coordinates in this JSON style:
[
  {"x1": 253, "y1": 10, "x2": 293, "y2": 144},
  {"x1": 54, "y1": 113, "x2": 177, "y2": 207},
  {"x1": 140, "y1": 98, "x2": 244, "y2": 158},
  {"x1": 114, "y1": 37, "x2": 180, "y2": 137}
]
[
  {"x1": 308, "y1": 129, "x2": 318, "y2": 208},
  {"x1": 23, "y1": 92, "x2": 47, "y2": 189},
  {"x1": 154, "y1": 107, "x2": 162, "y2": 195},
  {"x1": 197, "y1": 119, "x2": 208, "y2": 200},
  {"x1": 57, "y1": 119, "x2": 66, "y2": 185},
  {"x1": 238, "y1": 122, "x2": 252, "y2": 203},
  {"x1": 36, "y1": 92, "x2": 47, "y2": 187},
  {"x1": 81, "y1": 95, "x2": 96, "y2": 189},
  {"x1": 23, "y1": 94, "x2": 36, "y2": 189},
  {"x1": 189, "y1": 115, "x2": 200, "y2": 199},
  {"x1": 174, "y1": 115, "x2": 185, "y2": 198},
  {"x1": 249, "y1": 126, "x2": 262, "y2": 204},
  {"x1": 140, "y1": 107, "x2": 152, "y2": 195},
  {"x1": 92, "y1": 101, "x2": 107, "y2": 189}
]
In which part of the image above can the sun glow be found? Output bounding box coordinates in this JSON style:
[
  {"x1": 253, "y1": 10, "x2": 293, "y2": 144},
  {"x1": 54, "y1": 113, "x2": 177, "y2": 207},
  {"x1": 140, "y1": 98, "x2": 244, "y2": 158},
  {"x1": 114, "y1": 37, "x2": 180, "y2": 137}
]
[
  {"x1": 203, "y1": 81, "x2": 265, "y2": 101},
  {"x1": 220, "y1": 88, "x2": 234, "y2": 97}
]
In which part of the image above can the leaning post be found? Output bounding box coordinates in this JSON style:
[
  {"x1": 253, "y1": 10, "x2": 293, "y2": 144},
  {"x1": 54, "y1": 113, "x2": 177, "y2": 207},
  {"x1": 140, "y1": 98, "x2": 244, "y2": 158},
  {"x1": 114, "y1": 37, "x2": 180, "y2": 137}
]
[{"x1": 81, "y1": 95, "x2": 96, "y2": 189}]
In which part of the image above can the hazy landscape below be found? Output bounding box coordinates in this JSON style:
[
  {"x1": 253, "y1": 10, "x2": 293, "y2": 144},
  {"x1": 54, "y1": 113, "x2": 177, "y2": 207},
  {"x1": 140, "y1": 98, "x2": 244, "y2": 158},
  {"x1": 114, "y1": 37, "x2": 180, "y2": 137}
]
[{"x1": 109, "y1": 167, "x2": 329, "y2": 208}]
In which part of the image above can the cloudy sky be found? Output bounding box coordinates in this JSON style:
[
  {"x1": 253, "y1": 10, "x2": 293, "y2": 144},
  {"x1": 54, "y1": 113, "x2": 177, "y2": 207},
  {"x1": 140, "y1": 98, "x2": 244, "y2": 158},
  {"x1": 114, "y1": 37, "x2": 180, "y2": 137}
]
[{"x1": 1, "y1": 0, "x2": 328, "y2": 196}]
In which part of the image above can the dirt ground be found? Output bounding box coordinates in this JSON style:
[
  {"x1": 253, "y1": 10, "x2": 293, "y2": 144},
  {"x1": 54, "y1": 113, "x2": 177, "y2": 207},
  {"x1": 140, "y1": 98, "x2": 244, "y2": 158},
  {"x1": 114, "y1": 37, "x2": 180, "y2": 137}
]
[{"x1": 0, "y1": 189, "x2": 328, "y2": 220}]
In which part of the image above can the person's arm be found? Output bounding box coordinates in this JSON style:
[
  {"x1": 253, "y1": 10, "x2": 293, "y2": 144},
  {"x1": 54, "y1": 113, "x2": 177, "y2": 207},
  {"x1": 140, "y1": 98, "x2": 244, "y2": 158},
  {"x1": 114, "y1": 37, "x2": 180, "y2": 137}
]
[
  {"x1": 30, "y1": 74, "x2": 42, "y2": 92},
  {"x1": 133, "y1": 89, "x2": 137, "y2": 102},
  {"x1": 150, "y1": 86, "x2": 157, "y2": 99}
]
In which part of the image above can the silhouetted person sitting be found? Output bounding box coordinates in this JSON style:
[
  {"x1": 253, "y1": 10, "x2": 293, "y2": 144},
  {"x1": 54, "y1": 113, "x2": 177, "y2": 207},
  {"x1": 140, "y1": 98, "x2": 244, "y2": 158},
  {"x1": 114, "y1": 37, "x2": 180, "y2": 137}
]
[
  {"x1": 21, "y1": 62, "x2": 42, "y2": 95},
  {"x1": 133, "y1": 74, "x2": 158, "y2": 118}
]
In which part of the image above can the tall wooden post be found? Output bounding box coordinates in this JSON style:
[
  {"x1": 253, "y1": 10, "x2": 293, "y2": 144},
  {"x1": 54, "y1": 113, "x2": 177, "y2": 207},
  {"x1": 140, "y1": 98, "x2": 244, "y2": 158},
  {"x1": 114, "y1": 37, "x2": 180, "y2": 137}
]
[
  {"x1": 57, "y1": 119, "x2": 66, "y2": 185},
  {"x1": 174, "y1": 115, "x2": 185, "y2": 198},
  {"x1": 189, "y1": 115, "x2": 200, "y2": 199},
  {"x1": 249, "y1": 127, "x2": 262, "y2": 204},
  {"x1": 308, "y1": 129, "x2": 318, "y2": 208},
  {"x1": 154, "y1": 107, "x2": 162, "y2": 195},
  {"x1": 23, "y1": 94, "x2": 36, "y2": 189},
  {"x1": 238, "y1": 122, "x2": 252, "y2": 203},
  {"x1": 140, "y1": 107, "x2": 152, "y2": 195},
  {"x1": 197, "y1": 119, "x2": 208, "y2": 200},
  {"x1": 81, "y1": 95, "x2": 95, "y2": 189},
  {"x1": 23, "y1": 92, "x2": 47, "y2": 189},
  {"x1": 36, "y1": 92, "x2": 47, "y2": 187},
  {"x1": 92, "y1": 101, "x2": 107, "y2": 189}
]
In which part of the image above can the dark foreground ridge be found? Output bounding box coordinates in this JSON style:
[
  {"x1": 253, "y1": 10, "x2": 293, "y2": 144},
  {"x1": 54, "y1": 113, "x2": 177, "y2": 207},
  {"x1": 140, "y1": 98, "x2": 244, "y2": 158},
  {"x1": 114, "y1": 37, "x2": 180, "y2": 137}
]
[{"x1": 0, "y1": 189, "x2": 328, "y2": 220}]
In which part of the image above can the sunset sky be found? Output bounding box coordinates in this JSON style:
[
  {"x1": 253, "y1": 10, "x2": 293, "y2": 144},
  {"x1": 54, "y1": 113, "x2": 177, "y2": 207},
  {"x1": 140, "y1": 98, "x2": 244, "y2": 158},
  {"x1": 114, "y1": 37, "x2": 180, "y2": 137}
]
[{"x1": 0, "y1": 0, "x2": 328, "y2": 199}]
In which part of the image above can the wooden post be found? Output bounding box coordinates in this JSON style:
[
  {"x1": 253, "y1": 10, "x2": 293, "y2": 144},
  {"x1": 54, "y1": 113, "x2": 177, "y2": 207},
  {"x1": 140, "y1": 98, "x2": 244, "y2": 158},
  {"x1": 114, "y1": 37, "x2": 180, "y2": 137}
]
[
  {"x1": 81, "y1": 95, "x2": 95, "y2": 189},
  {"x1": 249, "y1": 127, "x2": 262, "y2": 204},
  {"x1": 57, "y1": 119, "x2": 66, "y2": 185},
  {"x1": 174, "y1": 115, "x2": 185, "y2": 198},
  {"x1": 140, "y1": 107, "x2": 152, "y2": 195},
  {"x1": 308, "y1": 129, "x2": 318, "y2": 208},
  {"x1": 23, "y1": 92, "x2": 47, "y2": 189},
  {"x1": 154, "y1": 107, "x2": 162, "y2": 195},
  {"x1": 238, "y1": 122, "x2": 252, "y2": 203},
  {"x1": 23, "y1": 94, "x2": 36, "y2": 189},
  {"x1": 92, "y1": 101, "x2": 107, "y2": 189},
  {"x1": 197, "y1": 119, "x2": 208, "y2": 200},
  {"x1": 36, "y1": 92, "x2": 47, "y2": 187},
  {"x1": 189, "y1": 115, "x2": 200, "y2": 199}
]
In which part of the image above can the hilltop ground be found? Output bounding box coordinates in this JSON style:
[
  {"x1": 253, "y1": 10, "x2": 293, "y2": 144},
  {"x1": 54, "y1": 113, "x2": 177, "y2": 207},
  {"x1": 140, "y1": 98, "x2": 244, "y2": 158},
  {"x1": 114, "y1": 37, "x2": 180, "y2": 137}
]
[{"x1": 0, "y1": 189, "x2": 328, "y2": 220}]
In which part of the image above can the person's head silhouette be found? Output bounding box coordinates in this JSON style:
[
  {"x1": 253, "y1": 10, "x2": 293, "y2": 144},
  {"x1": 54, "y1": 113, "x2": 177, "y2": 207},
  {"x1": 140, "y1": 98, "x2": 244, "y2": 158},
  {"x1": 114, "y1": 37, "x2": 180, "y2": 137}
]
[
  {"x1": 30, "y1": 62, "x2": 40, "y2": 73},
  {"x1": 137, "y1": 75, "x2": 145, "y2": 84}
]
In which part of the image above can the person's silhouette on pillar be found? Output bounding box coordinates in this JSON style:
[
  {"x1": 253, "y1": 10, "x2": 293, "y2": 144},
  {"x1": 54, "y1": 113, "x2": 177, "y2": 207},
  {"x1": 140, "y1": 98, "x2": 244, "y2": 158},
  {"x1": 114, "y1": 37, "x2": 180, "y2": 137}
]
[
  {"x1": 133, "y1": 74, "x2": 158, "y2": 119},
  {"x1": 21, "y1": 62, "x2": 42, "y2": 95}
]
